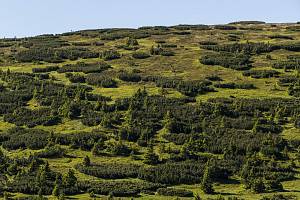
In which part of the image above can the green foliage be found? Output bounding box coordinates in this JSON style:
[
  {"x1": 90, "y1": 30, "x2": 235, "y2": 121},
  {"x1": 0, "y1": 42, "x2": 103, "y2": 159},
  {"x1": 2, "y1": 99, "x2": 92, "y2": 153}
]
[
  {"x1": 91, "y1": 139, "x2": 106, "y2": 155},
  {"x1": 80, "y1": 180, "x2": 163, "y2": 197},
  {"x1": 76, "y1": 162, "x2": 141, "y2": 179},
  {"x1": 150, "y1": 45, "x2": 175, "y2": 56},
  {"x1": 105, "y1": 140, "x2": 132, "y2": 156},
  {"x1": 62, "y1": 169, "x2": 77, "y2": 187},
  {"x1": 52, "y1": 184, "x2": 60, "y2": 197},
  {"x1": 200, "y1": 52, "x2": 251, "y2": 71},
  {"x1": 157, "y1": 188, "x2": 193, "y2": 197},
  {"x1": 86, "y1": 73, "x2": 117, "y2": 87},
  {"x1": 35, "y1": 145, "x2": 65, "y2": 158},
  {"x1": 132, "y1": 51, "x2": 151, "y2": 59},
  {"x1": 200, "y1": 160, "x2": 214, "y2": 194},
  {"x1": 65, "y1": 73, "x2": 86, "y2": 83},
  {"x1": 0, "y1": 23, "x2": 300, "y2": 199},
  {"x1": 32, "y1": 66, "x2": 59, "y2": 73},
  {"x1": 100, "y1": 50, "x2": 121, "y2": 60},
  {"x1": 243, "y1": 70, "x2": 280, "y2": 78},
  {"x1": 251, "y1": 178, "x2": 266, "y2": 193},
  {"x1": 126, "y1": 37, "x2": 139, "y2": 46},
  {"x1": 241, "y1": 157, "x2": 292, "y2": 193},
  {"x1": 201, "y1": 42, "x2": 273, "y2": 54},
  {"x1": 214, "y1": 82, "x2": 255, "y2": 89},
  {"x1": 83, "y1": 155, "x2": 91, "y2": 166},
  {"x1": 142, "y1": 75, "x2": 214, "y2": 96},
  {"x1": 4, "y1": 107, "x2": 60, "y2": 127},
  {"x1": 138, "y1": 161, "x2": 205, "y2": 184},
  {"x1": 214, "y1": 25, "x2": 237, "y2": 30},
  {"x1": 58, "y1": 61, "x2": 111, "y2": 74},
  {"x1": 143, "y1": 146, "x2": 160, "y2": 165},
  {"x1": 16, "y1": 47, "x2": 99, "y2": 63},
  {"x1": 288, "y1": 81, "x2": 300, "y2": 97},
  {"x1": 261, "y1": 194, "x2": 297, "y2": 200},
  {"x1": 118, "y1": 71, "x2": 141, "y2": 82},
  {"x1": 0, "y1": 127, "x2": 50, "y2": 150}
]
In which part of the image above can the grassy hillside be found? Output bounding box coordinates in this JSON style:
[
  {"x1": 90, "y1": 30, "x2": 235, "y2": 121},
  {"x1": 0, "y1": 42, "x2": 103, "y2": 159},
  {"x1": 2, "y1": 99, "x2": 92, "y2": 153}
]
[{"x1": 0, "y1": 22, "x2": 300, "y2": 200}]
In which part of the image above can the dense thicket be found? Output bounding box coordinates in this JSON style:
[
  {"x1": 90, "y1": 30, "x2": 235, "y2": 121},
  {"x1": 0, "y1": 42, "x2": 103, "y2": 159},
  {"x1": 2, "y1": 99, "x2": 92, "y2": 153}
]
[
  {"x1": 269, "y1": 35, "x2": 293, "y2": 40},
  {"x1": 76, "y1": 163, "x2": 141, "y2": 179},
  {"x1": 142, "y1": 76, "x2": 214, "y2": 96},
  {"x1": 16, "y1": 47, "x2": 99, "y2": 63},
  {"x1": 65, "y1": 73, "x2": 86, "y2": 83},
  {"x1": 57, "y1": 62, "x2": 111, "y2": 74},
  {"x1": 272, "y1": 60, "x2": 300, "y2": 70},
  {"x1": 201, "y1": 42, "x2": 273, "y2": 54},
  {"x1": 118, "y1": 71, "x2": 141, "y2": 82},
  {"x1": 288, "y1": 82, "x2": 300, "y2": 97},
  {"x1": 243, "y1": 70, "x2": 280, "y2": 78},
  {"x1": 32, "y1": 65, "x2": 59, "y2": 73},
  {"x1": 157, "y1": 188, "x2": 193, "y2": 197},
  {"x1": 214, "y1": 82, "x2": 255, "y2": 89},
  {"x1": 86, "y1": 73, "x2": 117, "y2": 87},
  {"x1": 4, "y1": 107, "x2": 60, "y2": 127},
  {"x1": 132, "y1": 51, "x2": 151, "y2": 59},
  {"x1": 214, "y1": 25, "x2": 237, "y2": 30},
  {"x1": 0, "y1": 127, "x2": 50, "y2": 150},
  {"x1": 100, "y1": 50, "x2": 121, "y2": 60},
  {"x1": 201, "y1": 42, "x2": 300, "y2": 54},
  {"x1": 21, "y1": 35, "x2": 69, "y2": 48},
  {"x1": 170, "y1": 24, "x2": 210, "y2": 30},
  {"x1": 79, "y1": 180, "x2": 163, "y2": 196},
  {"x1": 150, "y1": 45, "x2": 175, "y2": 56},
  {"x1": 229, "y1": 21, "x2": 265, "y2": 25},
  {"x1": 200, "y1": 52, "x2": 251, "y2": 70}
]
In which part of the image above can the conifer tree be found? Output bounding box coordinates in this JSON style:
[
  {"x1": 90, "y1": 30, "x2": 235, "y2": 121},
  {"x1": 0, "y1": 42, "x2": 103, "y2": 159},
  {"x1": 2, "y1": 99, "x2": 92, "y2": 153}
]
[
  {"x1": 163, "y1": 111, "x2": 175, "y2": 132},
  {"x1": 144, "y1": 145, "x2": 159, "y2": 165},
  {"x1": 3, "y1": 191, "x2": 9, "y2": 200},
  {"x1": 83, "y1": 155, "x2": 91, "y2": 166},
  {"x1": 37, "y1": 188, "x2": 43, "y2": 200},
  {"x1": 200, "y1": 160, "x2": 214, "y2": 194},
  {"x1": 62, "y1": 169, "x2": 77, "y2": 187},
  {"x1": 28, "y1": 158, "x2": 39, "y2": 173},
  {"x1": 92, "y1": 139, "x2": 105, "y2": 155},
  {"x1": 251, "y1": 178, "x2": 265, "y2": 193},
  {"x1": 58, "y1": 192, "x2": 65, "y2": 200},
  {"x1": 52, "y1": 183, "x2": 60, "y2": 197},
  {"x1": 126, "y1": 37, "x2": 139, "y2": 46},
  {"x1": 283, "y1": 146, "x2": 289, "y2": 159}
]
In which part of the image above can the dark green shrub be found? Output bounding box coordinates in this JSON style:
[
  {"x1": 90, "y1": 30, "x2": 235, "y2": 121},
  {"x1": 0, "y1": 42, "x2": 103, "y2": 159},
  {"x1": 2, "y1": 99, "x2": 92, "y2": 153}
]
[
  {"x1": 243, "y1": 70, "x2": 280, "y2": 78},
  {"x1": 118, "y1": 71, "x2": 141, "y2": 82},
  {"x1": 100, "y1": 50, "x2": 121, "y2": 60},
  {"x1": 86, "y1": 74, "x2": 117, "y2": 88},
  {"x1": 132, "y1": 51, "x2": 150, "y2": 59},
  {"x1": 58, "y1": 62, "x2": 110, "y2": 74},
  {"x1": 32, "y1": 66, "x2": 59, "y2": 73},
  {"x1": 157, "y1": 188, "x2": 193, "y2": 197},
  {"x1": 200, "y1": 52, "x2": 251, "y2": 71}
]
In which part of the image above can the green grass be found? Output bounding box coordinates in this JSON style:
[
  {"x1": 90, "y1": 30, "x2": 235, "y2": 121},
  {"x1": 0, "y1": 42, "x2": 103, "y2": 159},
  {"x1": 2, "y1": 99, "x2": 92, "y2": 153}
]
[
  {"x1": 0, "y1": 117, "x2": 15, "y2": 132},
  {"x1": 35, "y1": 119, "x2": 95, "y2": 134}
]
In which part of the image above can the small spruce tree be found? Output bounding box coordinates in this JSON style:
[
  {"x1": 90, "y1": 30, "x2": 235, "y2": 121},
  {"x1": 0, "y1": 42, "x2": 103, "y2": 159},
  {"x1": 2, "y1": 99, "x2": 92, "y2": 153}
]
[
  {"x1": 200, "y1": 160, "x2": 214, "y2": 194},
  {"x1": 83, "y1": 155, "x2": 91, "y2": 166},
  {"x1": 143, "y1": 146, "x2": 159, "y2": 165}
]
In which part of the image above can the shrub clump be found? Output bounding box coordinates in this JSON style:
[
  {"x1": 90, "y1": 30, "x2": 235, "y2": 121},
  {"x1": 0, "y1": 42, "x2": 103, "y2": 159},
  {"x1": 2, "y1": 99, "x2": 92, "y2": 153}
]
[
  {"x1": 132, "y1": 51, "x2": 151, "y2": 59},
  {"x1": 100, "y1": 50, "x2": 121, "y2": 61},
  {"x1": 157, "y1": 188, "x2": 194, "y2": 197}
]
